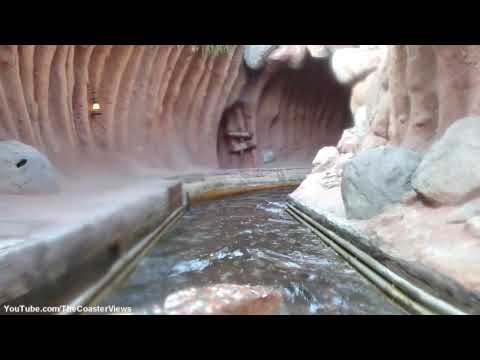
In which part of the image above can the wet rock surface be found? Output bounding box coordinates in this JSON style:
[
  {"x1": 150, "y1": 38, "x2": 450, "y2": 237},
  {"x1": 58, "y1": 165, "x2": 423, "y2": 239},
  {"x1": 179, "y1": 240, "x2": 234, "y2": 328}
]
[
  {"x1": 163, "y1": 284, "x2": 284, "y2": 315},
  {"x1": 100, "y1": 188, "x2": 403, "y2": 315},
  {"x1": 0, "y1": 140, "x2": 59, "y2": 195},
  {"x1": 342, "y1": 146, "x2": 421, "y2": 219}
]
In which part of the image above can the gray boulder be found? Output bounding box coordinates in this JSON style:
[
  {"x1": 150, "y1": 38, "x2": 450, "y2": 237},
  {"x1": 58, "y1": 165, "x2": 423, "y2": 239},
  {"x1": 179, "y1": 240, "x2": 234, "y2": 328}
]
[
  {"x1": 0, "y1": 140, "x2": 59, "y2": 195},
  {"x1": 412, "y1": 116, "x2": 480, "y2": 206},
  {"x1": 342, "y1": 146, "x2": 422, "y2": 219},
  {"x1": 244, "y1": 45, "x2": 278, "y2": 70}
]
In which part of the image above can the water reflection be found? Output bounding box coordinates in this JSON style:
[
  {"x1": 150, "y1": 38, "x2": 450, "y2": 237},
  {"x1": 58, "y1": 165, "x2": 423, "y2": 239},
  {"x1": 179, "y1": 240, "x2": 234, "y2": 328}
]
[{"x1": 100, "y1": 188, "x2": 404, "y2": 315}]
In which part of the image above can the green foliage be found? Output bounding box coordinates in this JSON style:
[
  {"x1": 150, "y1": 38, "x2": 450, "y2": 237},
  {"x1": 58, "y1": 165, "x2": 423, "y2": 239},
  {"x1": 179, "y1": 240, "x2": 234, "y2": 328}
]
[
  {"x1": 196, "y1": 45, "x2": 234, "y2": 56},
  {"x1": 176, "y1": 45, "x2": 234, "y2": 56}
]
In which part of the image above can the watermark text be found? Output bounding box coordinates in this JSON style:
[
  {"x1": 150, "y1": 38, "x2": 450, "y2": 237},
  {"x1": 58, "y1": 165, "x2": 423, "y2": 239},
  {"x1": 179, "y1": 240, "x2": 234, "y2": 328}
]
[{"x1": 3, "y1": 304, "x2": 132, "y2": 314}]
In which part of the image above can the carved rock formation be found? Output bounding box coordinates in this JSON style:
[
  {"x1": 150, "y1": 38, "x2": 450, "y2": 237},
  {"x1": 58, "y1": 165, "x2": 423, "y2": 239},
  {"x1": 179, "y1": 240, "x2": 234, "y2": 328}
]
[
  {"x1": 0, "y1": 45, "x2": 353, "y2": 175},
  {"x1": 356, "y1": 46, "x2": 480, "y2": 154}
]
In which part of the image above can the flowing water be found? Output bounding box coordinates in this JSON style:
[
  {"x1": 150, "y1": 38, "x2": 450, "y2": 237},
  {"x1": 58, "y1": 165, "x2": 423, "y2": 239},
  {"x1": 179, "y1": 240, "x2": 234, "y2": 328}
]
[{"x1": 100, "y1": 188, "x2": 404, "y2": 314}]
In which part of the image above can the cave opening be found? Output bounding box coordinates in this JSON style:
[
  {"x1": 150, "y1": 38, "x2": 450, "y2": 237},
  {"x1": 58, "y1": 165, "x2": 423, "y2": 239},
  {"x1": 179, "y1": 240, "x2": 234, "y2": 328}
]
[{"x1": 217, "y1": 55, "x2": 353, "y2": 169}]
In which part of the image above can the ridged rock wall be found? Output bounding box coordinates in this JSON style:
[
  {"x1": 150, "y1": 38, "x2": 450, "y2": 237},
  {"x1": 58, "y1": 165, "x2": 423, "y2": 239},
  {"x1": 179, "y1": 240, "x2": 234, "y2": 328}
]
[
  {"x1": 0, "y1": 45, "x2": 247, "y2": 173},
  {"x1": 357, "y1": 45, "x2": 480, "y2": 153},
  {"x1": 0, "y1": 45, "x2": 351, "y2": 175}
]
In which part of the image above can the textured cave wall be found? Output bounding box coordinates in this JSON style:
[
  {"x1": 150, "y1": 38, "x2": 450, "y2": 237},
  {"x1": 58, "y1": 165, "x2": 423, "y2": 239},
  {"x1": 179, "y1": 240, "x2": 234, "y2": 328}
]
[
  {"x1": 255, "y1": 58, "x2": 351, "y2": 165},
  {"x1": 0, "y1": 45, "x2": 350, "y2": 175},
  {"x1": 0, "y1": 45, "x2": 247, "y2": 174},
  {"x1": 218, "y1": 56, "x2": 352, "y2": 169},
  {"x1": 358, "y1": 45, "x2": 480, "y2": 153}
]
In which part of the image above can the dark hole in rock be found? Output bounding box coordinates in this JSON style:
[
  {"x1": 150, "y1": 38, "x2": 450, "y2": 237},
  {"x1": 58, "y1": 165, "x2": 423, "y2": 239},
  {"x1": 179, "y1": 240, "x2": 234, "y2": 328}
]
[
  {"x1": 16, "y1": 159, "x2": 27, "y2": 168},
  {"x1": 109, "y1": 243, "x2": 122, "y2": 259}
]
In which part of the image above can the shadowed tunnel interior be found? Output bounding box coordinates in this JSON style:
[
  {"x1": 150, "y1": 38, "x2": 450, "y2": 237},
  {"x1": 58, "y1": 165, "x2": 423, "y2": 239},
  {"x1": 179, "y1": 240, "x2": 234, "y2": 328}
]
[{"x1": 218, "y1": 56, "x2": 351, "y2": 169}]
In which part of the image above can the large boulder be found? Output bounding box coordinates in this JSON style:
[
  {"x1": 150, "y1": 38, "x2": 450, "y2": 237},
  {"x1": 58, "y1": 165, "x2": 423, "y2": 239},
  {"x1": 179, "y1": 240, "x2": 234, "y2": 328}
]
[
  {"x1": 306, "y1": 45, "x2": 330, "y2": 58},
  {"x1": 330, "y1": 47, "x2": 385, "y2": 85},
  {"x1": 268, "y1": 45, "x2": 309, "y2": 69},
  {"x1": 0, "y1": 140, "x2": 59, "y2": 195},
  {"x1": 412, "y1": 116, "x2": 480, "y2": 206},
  {"x1": 243, "y1": 45, "x2": 278, "y2": 70},
  {"x1": 342, "y1": 146, "x2": 422, "y2": 219}
]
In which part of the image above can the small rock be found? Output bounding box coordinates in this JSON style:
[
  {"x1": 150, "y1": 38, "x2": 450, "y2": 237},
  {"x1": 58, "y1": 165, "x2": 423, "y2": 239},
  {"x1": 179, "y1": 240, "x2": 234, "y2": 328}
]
[
  {"x1": 244, "y1": 46, "x2": 278, "y2": 70},
  {"x1": 268, "y1": 45, "x2": 308, "y2": 69},
  {"x1": 311, "y1": 146, "x2": 339, "y2": 173},
  {"x1": 337, "y1": 129, "x2": 360, "y2": 154},
  {"x1": 306, "y1": 45, "x2": 330, "y2": 59},
  {"x1": 330, "y1": 47, "x2": 383, "y2": 85},
  {"x1": 262, "y1": 150, "x2": 275, "y2": 164},
  {"x1": 163, "y1": 284, "x2": 284, "y2": 315},
  {"x1": 465, "y1": 216, "x2": 480, "y2": 239},
  {"x1": 446, "y1": 199, "x2": 480, "y2": 224},
  {"x1": 0, "y1": 140, "x2": 59, "y2": 195}
]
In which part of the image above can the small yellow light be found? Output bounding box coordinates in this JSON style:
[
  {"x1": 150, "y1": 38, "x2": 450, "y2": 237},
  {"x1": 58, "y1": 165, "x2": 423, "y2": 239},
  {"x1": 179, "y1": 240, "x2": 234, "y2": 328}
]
[{"x1": 92, "y1": 102, "x2": 101, "y2": 111}]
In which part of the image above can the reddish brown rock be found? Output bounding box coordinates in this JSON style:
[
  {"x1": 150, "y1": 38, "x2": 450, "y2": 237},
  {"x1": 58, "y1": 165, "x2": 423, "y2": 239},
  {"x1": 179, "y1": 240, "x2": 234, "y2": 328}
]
[
  {"x1": 358, "y1": 46, "x2": 480, "y2": 154},
  {"x1": 0, "y1": 45, "x2": 351, "y2": 175},
  {"x1": 163, "y1": 284, "x2": 284, "y2": 315}
]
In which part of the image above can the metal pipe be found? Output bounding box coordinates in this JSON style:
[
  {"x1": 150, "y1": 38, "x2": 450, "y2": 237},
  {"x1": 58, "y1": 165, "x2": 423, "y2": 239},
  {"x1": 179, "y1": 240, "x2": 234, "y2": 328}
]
[
  {"x1": 60, "y1": 206, "x2": 185, "y2": 314},
  {"x1": 286, "y1": 205, "x2": 467, "y2": 315}
]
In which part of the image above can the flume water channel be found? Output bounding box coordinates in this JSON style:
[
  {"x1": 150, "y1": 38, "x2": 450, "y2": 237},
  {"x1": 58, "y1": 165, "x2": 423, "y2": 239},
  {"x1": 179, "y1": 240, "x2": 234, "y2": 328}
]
[{"x1": 100, "y1": 188, "x2": 404, "y2": 314}]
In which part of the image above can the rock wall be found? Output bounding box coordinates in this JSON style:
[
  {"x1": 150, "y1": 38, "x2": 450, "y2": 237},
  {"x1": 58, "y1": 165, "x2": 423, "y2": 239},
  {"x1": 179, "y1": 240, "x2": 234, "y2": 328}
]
[
  {"x1": 356, "y1": 45, "x2": 480, "y2": 153},
  {"x1": 292, "y1": 45, "x2": 480, "y2": 302},
  {"x1": 0, "y1": 45, "x2": 247, "y2": 173},
  {"x1": 0, "y1": 45, "x2": 352, "y2": 175}
]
